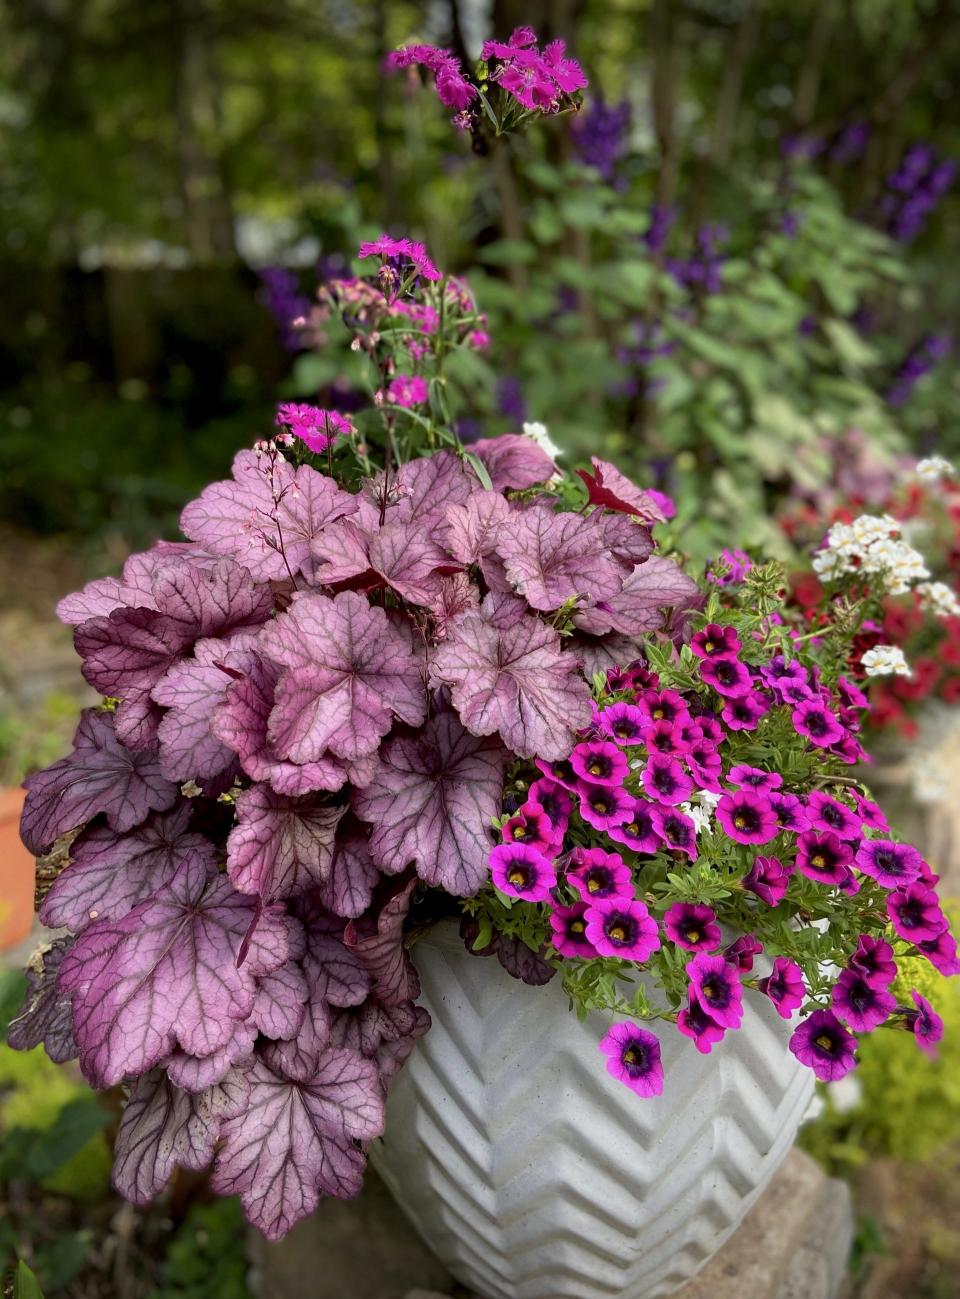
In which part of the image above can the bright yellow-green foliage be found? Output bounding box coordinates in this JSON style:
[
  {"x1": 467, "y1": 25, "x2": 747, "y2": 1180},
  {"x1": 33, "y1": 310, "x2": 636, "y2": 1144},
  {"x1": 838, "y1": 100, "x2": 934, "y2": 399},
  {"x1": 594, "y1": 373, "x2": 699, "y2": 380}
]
[{"x1": 802, "y1": 904, "x2": 960, "y2": 1171}]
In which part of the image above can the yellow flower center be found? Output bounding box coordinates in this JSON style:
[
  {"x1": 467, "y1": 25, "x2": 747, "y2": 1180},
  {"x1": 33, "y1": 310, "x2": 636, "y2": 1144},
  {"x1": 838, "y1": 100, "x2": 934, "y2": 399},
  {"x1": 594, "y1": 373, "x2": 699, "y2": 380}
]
[
  {"x1": 702, "y1": 980, "x2": 721, "y2": 1002},
  {"x1": 734, "y1": 815, "x2": 748, "y2": 830},
  {"x1": 571, "y1": 919, "x2": 585, "y2": 935},
  {"x1": 592, "y1": 799, "x2": 609, "y2": 815},
  {"x1": 609, "y1": 923, "x2": 628, "y2": 942},
  {"x1": 811, "y1": 854, "x2": 826, "y2": 869},
  {"x1": 815, "y1": 1034, "x2": 833, "y2": 1052},
  {"x1": 623, "y1": 1047, "x2": 639, "y2": 1066},
  {"x1": 508, "y1": 868, "x2": 527, "y2": 887},
  {"x1": 588, "y1": 761, "x2": 604, "y2": 776}
]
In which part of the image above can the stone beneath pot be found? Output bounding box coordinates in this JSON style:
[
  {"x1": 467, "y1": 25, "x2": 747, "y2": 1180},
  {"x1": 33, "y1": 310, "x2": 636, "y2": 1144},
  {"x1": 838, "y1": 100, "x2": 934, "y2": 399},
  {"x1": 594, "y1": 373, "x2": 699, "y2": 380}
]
[{"x1": 253, "y1": 1149, "x2": 851, "y2": 1299}]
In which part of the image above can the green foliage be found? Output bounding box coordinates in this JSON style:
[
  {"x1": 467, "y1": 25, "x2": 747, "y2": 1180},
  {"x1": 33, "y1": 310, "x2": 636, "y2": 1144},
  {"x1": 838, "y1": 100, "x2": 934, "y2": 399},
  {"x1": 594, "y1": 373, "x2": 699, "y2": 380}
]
[
  {"x1": 146, "y1": 1199, "x2": 252, "y2": 1299},
  {"x1": 12, "y1": 1261, "x2": 44, "y2": 1299}
]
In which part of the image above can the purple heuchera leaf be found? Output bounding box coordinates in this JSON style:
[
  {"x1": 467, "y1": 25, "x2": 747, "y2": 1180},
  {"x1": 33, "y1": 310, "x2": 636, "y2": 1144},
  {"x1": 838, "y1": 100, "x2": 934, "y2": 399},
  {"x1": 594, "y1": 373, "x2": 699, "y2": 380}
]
[
  {"x1": 570, "y1": 632, "x2": 648, "y2": 678},
  {"x1": 311, "y1": 519, "x2": 450, "y2": 606},
  {"x1": 210, "y1": 1051, "x2": 381, "y2": 1240},
  {"x1": 363, "y1": 450, "x2": 475, "y2": 542},
  {"x1": 573, "y1": 556, "x2": 701, "y2": 636},
  {"x1": 298, "y1": 903, "x2": 371, "y2": 1009},
  {"x1": 330, "y1": 999, "x2": 420, "y2": 1058},
  {"x1": 58, "y1": 854, "x2": 294, "y2": 1087},
  {"x1": 343, "y1": 877, "x2": 420, "y2": 1007},
  {"x1": 152, "y1": 634, "x2": 259, "y2": 782},
  {"x1": 251, "y1": 963, "x2": 310, "y2": 1040},
  {"x1": 40, "y1": 804, "x2": 215, "y2": 932},
  {"x1": 6, "y1": 938, "x2": 78, "y2": 1063},
  {"x1": 165, "y1": 1022, "x2": 257, "y2": 1093},
  {"x1": 56, "y1": 542, "x2": 204, "y2": 626},
  {"x1": 494, "y1": 505, "x2": 622, "y2": 611},
  {"x1": 21, "y1": 709, "x2": 178, "y2": 856},
  {"x1": 353, "y1": 708, "x2": 509, "y2": 895},
  {"x1": 494, "y1": 934, "x2": 557, "y2": 986},
  {"x1": 113, "y1": 1067, "x2": 248, "y2": 1205},
  {"x1": 445, "y1": 491, "x2": 511, "y2": 564},
  {"x1": 319, "y1": 834, "x2": 380, "y2": 919},
  {"x1": 431, "y1": 598, "x2": 592, "y2": 759},
  {"x1": 376, "y1": 1006, "x2": 431, "y2": 1082},
  {"x1": 258, "y1": 590, "x2": 427, "y2": 764},
  {"x1": 599, "y1": 513, "x2": 655, "y2": 568},
  {"x1": 226, "y1": 784, "x2": 346, "y2": 900},
  {"x1": 470, "y1": 434, "x2": 557, "y2": 491},
  {"x1": 180, "y1": 450, "x2": 357, "y2": 583},
  {"x1": 212, "y1": 656, "x2": 374, "y2": 796}
]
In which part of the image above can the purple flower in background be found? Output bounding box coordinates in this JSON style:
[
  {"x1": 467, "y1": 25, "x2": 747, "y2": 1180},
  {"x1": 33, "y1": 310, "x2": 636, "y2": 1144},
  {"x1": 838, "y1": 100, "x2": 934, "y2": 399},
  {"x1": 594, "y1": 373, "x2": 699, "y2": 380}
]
[
  {"x1": 789, "y1": 1010, "x2": 857, "y2": 1081},
  {"x1": 907, "y1": 990, "x2": 943, "y2": 1057},
  {"x1": 571, "y1": 740, "x2": 628, "y2": 788},
  {"x1": 388, "y1": 374, "x2": 429, "y2": 408},
  {"x1": 572, "y1": 94, "x2": 631, "y2": 183},
  {"x1": 643, "y1": 204, "x2": 676, "y2": 255},
  {"x1": 791, "y1": 699, "x2": 845, "y2": 749},
  {"x1": 699, "y1": 656, "x2": 753, "y2": 698},
  {"x1": 742, "y1": 854, "x2": 791, "y2": 906},
  {"x1": 584, "y1": 898, "x2": 660, "y2": 962},
  {"x1": 607, "y1": 797, "x2": 663, "y2": 854},
  {"x1": 796, "y1": 832, "x2": 854, "y2": 886},
  {"x1": 716, "y1": 791, "x2": 778, "y2": 845},
  {"x1": 549, "y1": 902, "x2": 596, "y2": 958},
  {"x1": 641, "y1": 754, "x2": 694, "y2": 806},
  {"x1": 886, "y1": 333, "x2": 952, "y2": 406},
  {"x1": 759, "y1": 957, "x2": 805, "y2": 1019},
  {"x1": 490, "y1": 842, "x2": 557, "y2": 902},
  {"x1": 706, "y1": 550, "x2": 752, "y2": 587},
  {"x1": 881, "y1": 143, "x2": 956, "y2": 242},
  {"x1": 599, "y1": 1023, "x2": 664, "y2": 1097},
  {"x1": 497, "y1": 375, "x2": 528, "y2": 424},
  {"x1": 831, "y1": 967, "x2": 896, "y2": 1032},
  {"x1": 849, "y1": 934, "x2": 897, "y2": 988},
  {"x1": 664, "y1": 902, "x2": 721, "y2": 953},
  {"x1": 687, "y1": 953, "x2": 743, "y2": 1029},
  {"x1": 855, "y1": 839, "x2": 924, "y2": 889},
  {"x1": 259, "y1": 267, "x2": 310, "y2": 351},
  {"x1": 829, "y1": 120, "x2": 870, "y2": 165},
  {"x1": 677, "y1": 999, "x2": 726, "y2": 1054},
  {"x1": 567, "y1": 847, "x2": 634, "y2": 903},
  {"x1": 805, "y1": 792, "x2": 861, "y2": 841},
  {"x1": 729, "y1": 765, "x2": 782, "y2": 793},
  {"x1": 887, "y1": 882, "x2": 947, "y2": 942}
]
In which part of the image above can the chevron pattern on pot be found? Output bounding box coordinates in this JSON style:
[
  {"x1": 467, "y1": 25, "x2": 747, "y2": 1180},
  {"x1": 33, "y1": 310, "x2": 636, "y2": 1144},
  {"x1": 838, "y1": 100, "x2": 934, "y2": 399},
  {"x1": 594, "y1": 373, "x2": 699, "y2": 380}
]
[{"x1": 371, "y1": 924, "x2": 814, "y2": 1299}]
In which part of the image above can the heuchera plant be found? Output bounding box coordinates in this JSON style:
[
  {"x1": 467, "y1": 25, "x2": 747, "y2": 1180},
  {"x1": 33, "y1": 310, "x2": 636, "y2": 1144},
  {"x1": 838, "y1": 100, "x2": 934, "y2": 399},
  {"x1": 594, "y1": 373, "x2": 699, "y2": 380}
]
[{"x1": 7, "y1": 217, "x2": 697, "y2": 1238}]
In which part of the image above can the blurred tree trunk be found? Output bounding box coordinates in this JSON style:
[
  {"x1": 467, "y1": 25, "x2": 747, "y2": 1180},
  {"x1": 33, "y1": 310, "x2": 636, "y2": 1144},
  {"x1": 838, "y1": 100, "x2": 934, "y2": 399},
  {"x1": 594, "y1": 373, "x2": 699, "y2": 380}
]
[
  {"x1": 650, "y1": 0, "x2": 684, "y2": 208},
  {"x1": 174, "y1": 0, "x2": 237, "y2": 264},
  {"x1": 491, "y1": 0, "x2": 584, "y2": 41},
  {"x1": 709, "y1": 6, "x2": 759, "y2": 169},
  {"x1": 373, "y1": 0, "x2": 398, "y2": 227},
  {"x1": 793, "y1": 1, "x2": 834, "y2": 127}
]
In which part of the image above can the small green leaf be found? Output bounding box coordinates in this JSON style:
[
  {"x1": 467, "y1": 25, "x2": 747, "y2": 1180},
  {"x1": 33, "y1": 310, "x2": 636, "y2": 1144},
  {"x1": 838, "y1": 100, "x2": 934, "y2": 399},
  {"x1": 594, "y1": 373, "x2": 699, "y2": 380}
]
[{"x1": 14, "y1": 1261, "x2": 44, "y2": 1299}]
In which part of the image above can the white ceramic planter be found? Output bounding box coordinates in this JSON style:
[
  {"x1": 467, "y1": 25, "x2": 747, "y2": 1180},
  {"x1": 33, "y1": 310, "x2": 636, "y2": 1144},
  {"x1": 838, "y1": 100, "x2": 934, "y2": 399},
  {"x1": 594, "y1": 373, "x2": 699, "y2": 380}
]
[{"x1": 371, "y1": 925, "x2": 814, "y2": 1299}]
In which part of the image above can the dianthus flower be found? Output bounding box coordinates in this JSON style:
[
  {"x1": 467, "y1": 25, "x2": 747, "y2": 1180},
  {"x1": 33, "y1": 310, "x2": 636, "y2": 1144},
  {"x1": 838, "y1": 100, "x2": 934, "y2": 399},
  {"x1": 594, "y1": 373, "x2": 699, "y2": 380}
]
[
  {"x1": 599, "y1": 1023, "x2": 663, "y2": 1097},
  {"x1": 716, "y1": 790, "x2": 778, "y2": 845},
  {"x1": 789, "y1": 1010, "x2": 857, "y2": 1081},
  {"x1": 584, "y1": 898, "x2": 660, "y2": 962},
  {"x1": 489, "y1": 842, "x2": 556, "y2": 901},
  {"x1": 275, "y1": 403, "x2": 353, "y2": 453},
  {"x1": 664, "y1": 902, "x2": 721, "y2": 953},
  {"x1": 387, "y1": 374, "x2": 429, "y2": 408},
  {"x1": 759, "y1": 958, "x2": 806, "y2": 1019},
  {"x1": 687, "y1": 953, "x2": 743, "y2": 1029}
]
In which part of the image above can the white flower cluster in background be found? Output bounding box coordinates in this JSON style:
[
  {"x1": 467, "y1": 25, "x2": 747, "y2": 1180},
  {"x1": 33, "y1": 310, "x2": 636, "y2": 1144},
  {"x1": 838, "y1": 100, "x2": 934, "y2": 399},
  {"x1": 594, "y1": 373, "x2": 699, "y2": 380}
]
[
  {"x1": 811, "y1": 513, "x2": 929, "y2": 595},
  {"x1": 522, "y1": 420, "x2": 563, "y2": 461},
  {"x1": 916, "y1": 455, "x2": 955, "y2": 482},
  {"x1": 860, "y1": 645, "x2": 912, "y2": 678},
  {"x1": 917, "y1": 580, "x2": 960, "y2": 619}
]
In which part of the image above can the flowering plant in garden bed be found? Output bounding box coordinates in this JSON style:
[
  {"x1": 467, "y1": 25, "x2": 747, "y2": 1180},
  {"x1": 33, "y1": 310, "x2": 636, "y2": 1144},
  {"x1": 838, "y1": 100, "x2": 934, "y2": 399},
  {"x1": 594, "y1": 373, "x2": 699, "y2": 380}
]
[{"x1": 782, "y1": 454, "x2": 960, "y2": 736}]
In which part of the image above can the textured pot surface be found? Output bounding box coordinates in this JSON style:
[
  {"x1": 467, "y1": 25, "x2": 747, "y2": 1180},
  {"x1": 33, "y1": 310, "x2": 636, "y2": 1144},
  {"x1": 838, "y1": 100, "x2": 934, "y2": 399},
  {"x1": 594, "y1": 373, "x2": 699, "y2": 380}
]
[{"x1": 371, "y1": 925, "x2": 814, "y2": 1299}]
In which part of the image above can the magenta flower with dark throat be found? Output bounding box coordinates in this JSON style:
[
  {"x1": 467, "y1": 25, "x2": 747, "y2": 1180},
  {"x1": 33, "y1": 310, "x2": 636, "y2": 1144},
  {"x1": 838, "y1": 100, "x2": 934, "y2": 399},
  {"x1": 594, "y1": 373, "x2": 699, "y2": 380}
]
[
  {"x1": 723, "y1": 933, "x2": 763, "y2": 972},
  {"x1": 789, "y1": 1010, "x2": 857, "y2": 1081},
  {"x1": 853, "y1": 792, "x2": 890, "y2": 833},
  {"x1": 567, "y1": 847, "x2": 634, "y2": 903},
  {"x1": 699, "y1": 656, "x2": 753, "y2": 698},
  {"x1": 849, "y1": 934, "x2": 897, "y2": 988},
  {"x1": 759, "y1": 957, "x2": 805, "y2": 1019},
  {"x1": 729, "y1": 765, "x2": 782, "y2": 792},
  {"x1": 854, "y1": 839, "x2": 924, "y2": 889},
  {"x1": 721, "y1": 692, "x2": 770, "y2": 731},
  {"x1": 571, "y1": 740, "x2": 628, "y2": 788},
  {"x1": 760, "y1": 656, "x2": 810, "y2": 697},
  {"x1": 584, "y1": 898, "x2": 660, "y2": 962},
  {"x1": 687, "y1": 953, "x2": 744, "y2": 1029},
  {"x1": 677, "y1": 999, "x2": 726, "y2": 1054},
  {"x1": 596, "y1": 702, "x2": 647, "y2": 745},
  {"x1": 741, "y1": 854, "x2": 791, "y2": 906},
  {"x1": 664, "y1": 902, "x2": 721, "y2": 953},
  {"x1": 769, "y1": 792, "x2": 811, "y2": 833},
  {"x1": 642, "y1": 754, "x2": 694, "y2": 806},
  {"x1": 527, "y1": 778, "x2": 572, "y2": 840},
  {"x1": 686, "y1": 741, "x2": 724, "y2": 792},
  {"x1": 806, "y1": 792, "x2": 862, "y2": 841},
  {"x1": 645, "y1": 720, "x2": 689, "y2": 758},
  {"x1": 490, "y1": 842, "x2": 557, "y2": 902},
  {"x1": 578, "y1": 781, "x2": 633, "y2": 831},
  {"x1": 791, "y1": 699, "x2": 845, "y2": 748},
  {"x1": 501, "y1": 805, "x2": 556, "y2": 853},
  {"x1": 918, "y1": 928, "x2": 960, "y2": 977},
  {"x1": 536, "y1": 757, "x2": 578, "y2": 790},
  {"x1": 887, "y1": 882, "x2": 948, "y2": 942},
  {"x1": 636, "y1": 689, "x2": 690, "y2": 728},
  {"x1": 831, "y1": 967, "x2": 897, "y2": 1032},
  {"x1": 907, "y1": 990, "x2": 943, "y2": 1057},
  {"x1": 650, "y1": 805, "x2": 698, "y2": 858},
  {"x1": 716, "y1": 791, "x2": 778, "y2": 845},
  {"x1": 548, "y1": 903, "x2": 596, "y2": 958},
  {"x1": 607, "y1": 797, "x2": 663, "y2": 853},
  {"x1": 796, "y1": 831, "x2": 854, "y2": 886},
  {"x1": 691, "y1": 623, "x2": 741, "y2": 660},
  {"x1": 599, "y1": 1023, "x2": 663, "y2": 1098}
]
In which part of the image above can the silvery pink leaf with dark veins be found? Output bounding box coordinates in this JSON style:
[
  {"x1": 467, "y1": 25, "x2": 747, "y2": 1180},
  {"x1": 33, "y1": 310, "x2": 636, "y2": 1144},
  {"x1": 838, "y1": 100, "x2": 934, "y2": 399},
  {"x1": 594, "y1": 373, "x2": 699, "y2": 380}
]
[
  {"x1": 494, "y1": 505, "x2": 622, "y2": 611},
  {"x1": 330, "y1": 999, "x2": 422, "y2": 1058},
  {"x1": 423, "y1": 572, "x2": 480, "y2": 641},
  {"x1": 572, "y1": 555, "x2": 701, "y2": 636},
  {"x1": 576, "y1": 457, "x2": 667, "y2": 522},
  {"x1": 211, "y1": 1051, "x2": 381, "y2": 1239},
  {"x1": 211, "y1": 656, "x2": 372, "y2": 796},
  {"x1": 343, "y1": 877, "x2": 420, "y2": 1007},
  {"x1": 353, "y1": 708, "x2": 509, "y2": 895},
  {"x1": 151, "y1": 556, "x2": 274, "y2": 641},
  {"x1": 180, "y1": 450, "x2": 357, "y2": 582},
  {"x1": 40, "y1": 803, "x2": 215, "y2": 932},
  {"x1": 20, "y1": 710, "x2": 178, "y2": 856},
  {"x1": 309, "y1": 519, "x2": 451, "y2": 606},
  {"x1": 318, "y1": 833, "x2": 380, "y2": 919},
  {"x1": 444, "y1": 490, "x2": 511, "y2": 564},
  {"x1": 470, "y1": 434, "x2": 556, "y2": 491},
  {"x1": 251, "y1": 962, "x2": 309, "y2": 1040},
  {"x1": 227, "y1": 784, "x2": 346, "y2": 900},
  {"x1": 376, "y1": 1006, "x2": 432, "y2": 1082},
  {"x1": 58, "y1": 854, "x2": 294, "y2": 1087},
  {"x1": 569, "y1": 632, "x2": 649, "y2": 679},
  {"x1": 56, "y1": 541, "x2": 204, "y2": 625},
  {"x1": 152, "y1": 635, "x2": 259, "y2": 782},
  {"x1": 165, "y1": 1021, "x2": 258, "y2": 1092},
  {"x1": 298, "y1": 902, "x2": 371, "y2": 1009},
  {"x1": 599, "y1": 513, "x2": 655, "y2": 568},
  {"x1": 259, "y1": 590, "x2": 426, "y2": 764},
  {"x1": 363, "y1": 450, "x2": 475, "y2": 541},
  {"x1": 430, "y1": 604, "x2": 592, "y2": 759},
  {"x1": 6, "y1": 938, "x2": 77, "y2": 1063},
  {"x1": 112, "y1": 1067, "x2": 248, "y2": 1204}
]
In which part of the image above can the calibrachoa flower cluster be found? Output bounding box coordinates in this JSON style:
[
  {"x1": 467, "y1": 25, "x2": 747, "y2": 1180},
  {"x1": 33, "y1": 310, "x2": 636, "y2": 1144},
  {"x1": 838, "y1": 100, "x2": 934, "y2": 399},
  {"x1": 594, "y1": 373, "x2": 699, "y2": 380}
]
[
  {"x1": 7, "y1": 232, "x2": 698, "y2": 1239},
  {"x1": 471, "y1": 569, "x2": 957, "y2": 1101}
]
